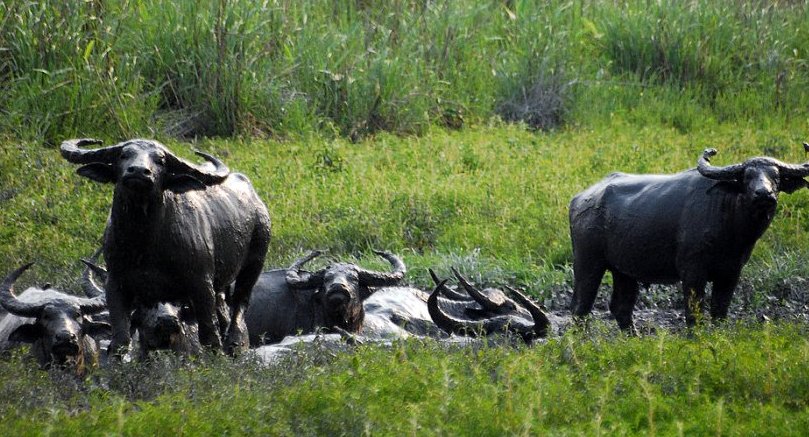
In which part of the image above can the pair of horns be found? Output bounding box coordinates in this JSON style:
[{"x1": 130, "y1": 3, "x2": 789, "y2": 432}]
[
  {"x1": 0, "y1": 263, "x2": 107, "y2": 317},
  {"x1": 285, "y1": 250, "x2": 406, "y2": 288},
  {"x1": 60, "y1": 138, "x2": 230, "y2": 185},
  {"x1": 427, "y1": 272, "x2": 550, "y2": 341},
  {"x1": 697, "y1": 144, "x2": 809, "y2": 181}
]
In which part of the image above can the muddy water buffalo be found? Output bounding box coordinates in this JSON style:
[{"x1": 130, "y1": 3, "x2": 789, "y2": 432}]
[
  {"x1": 82, "y1": 260, "x2": 200, "y2": 359},
  {"x1": 244, "y1": 250, "x2": 406, "y2": 345},
  {"x1": 427, "y1": 270, "x2": 550, "y2": 343},
  {"x1": 61, "y1": 138, "x2": 271, "y2": 356},
  {"x1": 0, "y1": 264, "x2": 109, "y2": 373},
  {"x1": 569, "y1": 146, "x2": 809, "y2": 330}
]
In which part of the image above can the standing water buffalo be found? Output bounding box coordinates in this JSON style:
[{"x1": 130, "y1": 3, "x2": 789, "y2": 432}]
[
  {"x1": 244, "y1": 250, "x2": 406, "y2": 345},
  {"x1": 0, "y1": 263, "x2": 109, "y2": 373},
  {"x1": 569, "y1": 146, "x2": 809, "y2": 330},
  {"x1": 61, "y1": 138, "x2": 271, "y2": 355}
]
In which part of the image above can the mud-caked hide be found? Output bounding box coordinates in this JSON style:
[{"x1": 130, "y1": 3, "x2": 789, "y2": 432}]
[
  {"x1": 60, "y1": 138, "x2": 271, "y2": 357},
  {"x1": 0, "y1": 263, "x2": 109, "y2": 373},
  {"x1": 569, "y1": 145, "x2": 809, "y2": 329},
  {"x1": 244, "y1": 250, "x2": 406, "y2": 345}
]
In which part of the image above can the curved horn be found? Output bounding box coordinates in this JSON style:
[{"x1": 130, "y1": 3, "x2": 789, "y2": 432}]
[
  {"x1": 165, "y1": 149, "x2": 230, "y2": 185},
  {"x1": 428, "y1": 268, "x2": 472, "y2": 301},
  {"x1": 697, "y1": 148, "x2": 745, "y2": 181},
  {"x1": 80, "y1": 258, "x2": 107, "y2": 299},
  {"x1": 504, "y1": 285, "x2": 550, "y2": 338},
  {"x1": 773, "y1": 143, "x2": 809, "y2": 178},
  {"x1": 60, "y1": 138, "x2": 124, "y2": 164},
  {"x1": 357, "y1": 250, "x2": 406, "y2": 287},
  {"x1": 428, "y1": 280, "x2": 485, "y2": 336},
  {"x1": 451, "y1": 267, "x2": 501, "y2": 311},
  {"x1": 75, "y1": 294, "x2": 107, "y2": 314},
  {"x1": 0, "y1": 262, "x2": 42, "y2": 317},
  {"x1": 286, "y1": 250, "x2": 326, "y2": 288}
]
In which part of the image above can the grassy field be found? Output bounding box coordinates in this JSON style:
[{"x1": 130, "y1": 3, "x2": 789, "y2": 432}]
[
  {"x1": 0, "y1": 324, "x2": 808, "y2": 435},
  {"x1": 3, "y1": 0, "x2": 809, "y2": 434}
]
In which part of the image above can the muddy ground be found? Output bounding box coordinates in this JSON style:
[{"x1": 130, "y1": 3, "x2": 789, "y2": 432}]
[{"x1": 541, "y1": 278, "x2": 809, "y2": 335}]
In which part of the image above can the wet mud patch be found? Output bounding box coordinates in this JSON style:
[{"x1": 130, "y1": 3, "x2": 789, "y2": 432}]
[{"x1": 540, "y1": 279, "x2": 809, "y2": 336}]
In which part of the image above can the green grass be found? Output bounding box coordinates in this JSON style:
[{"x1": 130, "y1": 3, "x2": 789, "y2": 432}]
[
  {"x1": 3, "y1": 0, "x2": 809, "y2": 142},
  {"x1": 3, "y1": 120, "x2": 809, "y2": 299},
  {"x1": 1, "y1": 323, "x2": 807, "y2": 434}
]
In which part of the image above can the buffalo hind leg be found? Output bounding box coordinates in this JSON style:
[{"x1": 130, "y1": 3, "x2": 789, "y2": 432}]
[
  {"x1": 710, "y1": 275, "x2": 739, "y2": 322},
  {"x1": 610, "y1": 271, "x2": 640, "y2": 334},
  {"x1": 226, "y1": 226, "x2": 270, "y2": 356},
  {"x1": 571, "y1": 258, "x2": 607, "y2": 323}
]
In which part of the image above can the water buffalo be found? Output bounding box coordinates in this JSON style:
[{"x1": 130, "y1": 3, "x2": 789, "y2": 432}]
[
  {"x1": 244, "y1": 250, "x2": 406, "y2": 345},
  {"x1": 0, "y1": 263, "x2": 109, "y2": 373},
  {"x1": 569, "y1": 146, "x2": 809, "y2": 330},
  {"x1": 61, "y1": 138, "x2": 271, "y2": 356},
  {"x1": 427, "y1": 271, "x2": 550, "y2": 343},
  {"x1": 82, "y1": 256, "x2": 201, "y2": 359}
]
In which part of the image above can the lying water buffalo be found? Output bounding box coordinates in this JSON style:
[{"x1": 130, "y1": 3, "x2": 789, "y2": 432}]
[
  {"x1": 427, "y1": 270, "x2": 550, "y2": 343},
  {"x1": 244, "y1": 250, "x2": 406, "y2": 345},
  {"x1": 61, "y1": 138, "x2": 271, "y2": 356},
  {"x1": 0, "y1": 263, "x2": 109, "y2": 373},
  {"x1": 569, "y1": 146, "x2": 809, "y2": 330}
]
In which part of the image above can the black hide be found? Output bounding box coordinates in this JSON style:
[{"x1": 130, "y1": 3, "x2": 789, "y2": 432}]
[
  {"x1": 61, "y1": 138, "x2": 271, "y2": 356},
  {"x1": 569, "y1": 148, "x2": 809, "y2": 329}
]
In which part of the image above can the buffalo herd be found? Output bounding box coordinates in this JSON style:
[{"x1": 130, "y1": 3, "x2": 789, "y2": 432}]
[{"x1": 2, "y1": 137, "x2": 808, "y2": 373}]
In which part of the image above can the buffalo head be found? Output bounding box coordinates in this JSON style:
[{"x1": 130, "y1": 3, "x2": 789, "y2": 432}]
[
  {"x1": 698, "y1": 145, "x2": 809, "y2": 215},
  {"x1": 0, "y1": 263, "x2": 109, "y2": 369},
  {"x1": 60, "y1": 138, "x2": 230, "y2": 195},
  {"x1": 285, "y1": 250, "x2": 406, "y2": 331},
  {"x1": 81, "y1": 259, "x2": 200, "y2": 358},
  {"x1": 130, "y1": 301, "x2": 201, "y2": 358},
  {"x1": 427, "y1": 270, "x2": 550, "y2": 343}
]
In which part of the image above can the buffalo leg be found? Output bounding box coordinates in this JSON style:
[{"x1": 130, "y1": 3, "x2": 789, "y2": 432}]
[
  {"x1": 610, "y1": 271, "x2": 639, "y2": 333},
  {"x1": 571, "y1": 259, "x2": 606, "y2": 320},
  {"x1": 681, "y1": 278, "x2": 707, "y2": 326},
  {"x1": 710, "y1": 276, "x2": 739, "y2": 322},
  {"x1": 225, "y1": 229, "x2": 269, "y2": 356},
  {"x1": 106, "y1": 280, "x2": 133, "y2": 358},
  {"x1": 194, "y1": 284, "x2": 223, "y2": 350}
]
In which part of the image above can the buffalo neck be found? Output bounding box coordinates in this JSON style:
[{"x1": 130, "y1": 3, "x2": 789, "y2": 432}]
[
  {"x1": 107, "y1": 187, "x2": 168, "y2": 261},
  {"x1": 732, "y1": 195, "x2": 776, "y2": 249}
]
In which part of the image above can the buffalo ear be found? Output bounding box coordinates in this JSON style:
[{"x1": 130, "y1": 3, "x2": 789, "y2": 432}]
[
  {"x1": 780, "y1": 177, "x2": 808, "y2": 194},
  {"x1": 9, "y1": 324, "x2": 42, "y2": 343},
  {"x1": 83, "y1": 319, "x2": 111, "y2": 337},
  {"x1": 77, "y1": 163, "x2": 117, "y2": 184},
  {"x1": 165, "y1": 174, "x2": 206, "y2": 193}
]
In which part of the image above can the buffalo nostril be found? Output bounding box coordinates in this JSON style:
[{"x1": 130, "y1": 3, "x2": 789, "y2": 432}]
[
  {"x1": 127, "y1": 166, "x2": 136, "y2": 173},
  {"x1": 143, "y1": 168, "x2": 152, "y2": 176}
]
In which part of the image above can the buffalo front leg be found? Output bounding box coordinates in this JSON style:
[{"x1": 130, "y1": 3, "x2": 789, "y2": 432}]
[
  {"x1": 106, "y1": 281, "x2": 132, "y2": 359},
  {"x1": 710, "y1": 275, "x2": 739, "y2": 322},
  {"x1": 610, "y1": 271, "x2": 640, "y2": 334},
  {"x1": 681, "y1": 278, "x2": 708, "y2": 327}
]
